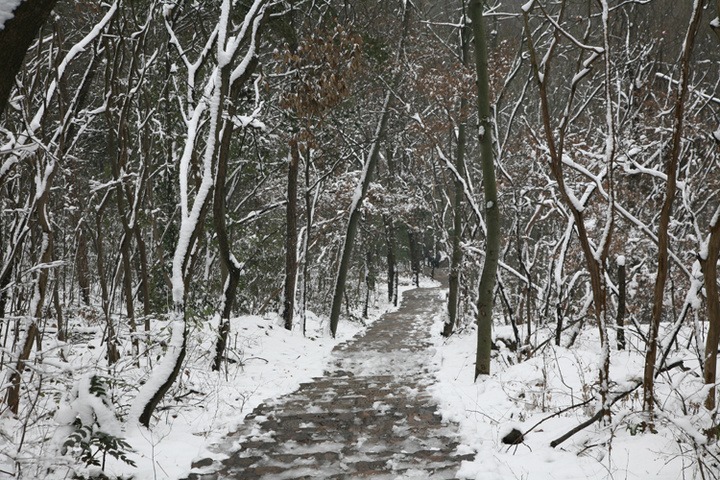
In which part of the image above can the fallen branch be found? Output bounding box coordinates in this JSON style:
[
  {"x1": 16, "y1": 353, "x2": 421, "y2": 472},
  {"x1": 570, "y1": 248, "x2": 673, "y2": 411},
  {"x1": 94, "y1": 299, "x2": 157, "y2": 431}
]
[{"x1": 550, "y1": 360, "x2": 686, "y2": 448}]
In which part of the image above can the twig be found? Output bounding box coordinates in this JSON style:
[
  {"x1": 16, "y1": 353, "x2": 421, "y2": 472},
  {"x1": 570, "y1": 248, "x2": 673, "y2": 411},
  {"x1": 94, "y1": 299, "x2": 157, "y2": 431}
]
[{"x1": 550, "y1": 361, "x2": 686, "y2": 447}]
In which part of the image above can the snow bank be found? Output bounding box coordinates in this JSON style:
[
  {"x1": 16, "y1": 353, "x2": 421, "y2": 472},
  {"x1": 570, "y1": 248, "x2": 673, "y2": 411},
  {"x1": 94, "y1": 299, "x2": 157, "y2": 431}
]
[{"x1": 430, "y1": 303, "x2": 712, "y2": 480}]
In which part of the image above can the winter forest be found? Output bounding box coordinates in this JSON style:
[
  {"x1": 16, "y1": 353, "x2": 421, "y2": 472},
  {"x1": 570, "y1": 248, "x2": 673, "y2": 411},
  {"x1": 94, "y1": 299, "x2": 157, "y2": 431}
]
[{"x1": 1, "y1": 0, "x2": 720, "y2": 478}]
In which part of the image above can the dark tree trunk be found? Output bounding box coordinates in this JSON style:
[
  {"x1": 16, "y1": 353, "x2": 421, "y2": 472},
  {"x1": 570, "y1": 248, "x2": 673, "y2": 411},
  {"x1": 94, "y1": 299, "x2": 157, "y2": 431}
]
[
  {"x1": 283, "y1": 141, "x2": 299, "y2": 331},
  {"x1": 0, "y1": 0, "x2": 58, "y2": 115},
  {"x1": 363, "y1": 249, "x2": 374, "y2": 318},
  {"x1": 76, "y1": 227, "x2": 91, "y2": 305},
  {"x1": 445, "y1": 32, "x2": 468, "y2": 336},
  {"x1": 555, "y1": 296, "x2": 563, "y2": 347},
  {"x1": 471, "y1": 0, "x2": 500, "y2": 379},
  {"x1": 616, "y1": 259, "x2": 626, "y2": 350},
  {"x1": 643, "y1": 0, "x2": 703, "y2": 415},
  {"x1": 329, "y1": 4, "x2": 410, "y2": 337},
  {"x1": 408, "y1": 229, "x2": 420, "y2": 288},
  {"x1": 95, "y1": 194, "x2": 119, "y2": 365},
  {"x1": 701, "y1": 225, "x2": 720, "y2": 409},
  {"x1": 211, "y1": 57, "x2": 259, "y2": 370},
  {"x1": 329, "y1": 90, "x2": 395, "y2": 337},
  {"x1": 384, "y1": 216, "x2": 396, "y2": 304}
]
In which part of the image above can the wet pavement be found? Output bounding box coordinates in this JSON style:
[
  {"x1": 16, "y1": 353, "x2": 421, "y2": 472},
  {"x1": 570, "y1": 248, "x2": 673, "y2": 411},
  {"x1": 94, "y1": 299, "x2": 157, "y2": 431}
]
[{"x1": 185, "y1": 285, "x2": 473, "y2": 479}]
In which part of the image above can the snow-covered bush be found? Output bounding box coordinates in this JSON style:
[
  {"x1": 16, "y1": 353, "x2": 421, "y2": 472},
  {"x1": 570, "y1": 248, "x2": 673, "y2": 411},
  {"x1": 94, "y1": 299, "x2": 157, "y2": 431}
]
[{"x1": 54, "y1": 375, "x2": 135, "y2": 472}]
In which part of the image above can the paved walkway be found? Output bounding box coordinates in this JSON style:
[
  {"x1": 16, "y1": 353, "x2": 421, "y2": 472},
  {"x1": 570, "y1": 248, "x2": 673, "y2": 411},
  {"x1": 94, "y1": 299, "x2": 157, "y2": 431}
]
[{"x1": 187, "y1": 284, "x2": 472, "y2": 479}]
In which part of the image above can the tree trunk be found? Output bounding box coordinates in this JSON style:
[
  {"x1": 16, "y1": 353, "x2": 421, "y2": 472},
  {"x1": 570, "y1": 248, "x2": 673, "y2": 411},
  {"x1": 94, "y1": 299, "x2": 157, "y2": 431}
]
[
  {"x1": 137, "y1": 316, "x2": 186, "y2": 427},
  {"x1": 53, "y1": 258, "x2": 65, "y2": 343},
  {"x1": 384, "y1": 216, "x2": 396, "y2": 304},
  {"x1": 643, "y1": 0, "x2": 703, "y2": 416},
  {"x1": 408, "y1": 229, "x2": 420, "y2": 288},
  {"x1": 444, "y1": 98, "x2": 466, "y2": 336},
  {"x1": 329, "y1": 89, "x2": 395, "y2": 337},
  {"x1": 470, "y1": 0, "x2": 500, "y2": 380},
  {"x1": 0, "y1": 0, "x2": 58, "y2": 114},
  {"x1": 211, "y1": 74, "x2": 251, "y2": 371},
  {"x1": 76, "y1": 226, "x2": 91, "y2": 305},
  {"x1": 616, "y1": 257, "x2": 626, "y2": 350},
  {"x1": 701, "y1": 221, "x2": 720, "y2": 409},
  {"x1": 328, "y1": 3, "x2": 410, "y2": 337},
  {"x1": 363, "y1": 249, "x2": 373, "y2": 318},
  {"x1": 134, "y1": 223, "x2": 152, "y2": 330},
  {"x1": 283, "y1": 141, "x2": 299, "y2": 330},
  {"x1": 5, "y1": 159, "x2": 56, "y2": 414},
  {"x1": 94, "y1": 193, "x2": 119, "y2": 365},
  {"x1": 300, "y1": 153, "x2": 314, "y2": 336},
  {"x1": 702, "y1": 0, "x2": 720, "y2": 414}
]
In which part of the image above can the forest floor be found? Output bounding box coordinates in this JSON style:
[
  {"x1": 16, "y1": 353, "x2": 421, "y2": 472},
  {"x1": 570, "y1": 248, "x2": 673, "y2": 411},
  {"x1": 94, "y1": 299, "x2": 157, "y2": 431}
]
[
  {"x1": 183, "y1": 281, "x2": 473, "y2": 479},
  {"x1": 6, "y1": 274, "x2": 714, "y2": 479}
]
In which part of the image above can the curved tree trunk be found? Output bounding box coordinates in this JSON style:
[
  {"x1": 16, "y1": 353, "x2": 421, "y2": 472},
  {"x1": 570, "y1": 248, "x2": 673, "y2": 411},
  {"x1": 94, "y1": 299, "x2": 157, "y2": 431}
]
[
  {"x1": 133, "y1": 0, "x2": 270, "y2": 426},
  {"x1": 328, "y1": 3, "x2": 410, "y2": 337}
]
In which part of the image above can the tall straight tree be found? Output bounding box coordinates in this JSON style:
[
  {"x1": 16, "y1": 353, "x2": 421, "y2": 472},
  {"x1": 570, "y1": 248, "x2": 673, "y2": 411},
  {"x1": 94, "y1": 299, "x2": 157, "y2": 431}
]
[
  {"x1": 468, "y1": 0, "x2": 499, "y2": 379},
  {"x1": 444, "y1": 9, "x2": 470, "y2": 338},
  {"x1": 700, "y1": 0, "x2": 720, "y2": 410},
  {"x1": 279, "y1": 16, "x2": 362, "y2": 332}
]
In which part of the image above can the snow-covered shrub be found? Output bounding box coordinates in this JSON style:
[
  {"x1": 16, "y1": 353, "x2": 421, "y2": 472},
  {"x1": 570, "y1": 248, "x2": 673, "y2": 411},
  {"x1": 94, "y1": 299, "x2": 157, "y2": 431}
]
[{"x1": 54, "y1": 375, "x2": 135, "y2": 471}]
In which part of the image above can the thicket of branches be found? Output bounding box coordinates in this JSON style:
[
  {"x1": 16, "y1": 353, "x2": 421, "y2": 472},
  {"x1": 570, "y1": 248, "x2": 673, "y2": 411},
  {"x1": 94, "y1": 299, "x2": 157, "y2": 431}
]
[{"x1": 1, "y1": 0, "x2": 719, "y2": 476}]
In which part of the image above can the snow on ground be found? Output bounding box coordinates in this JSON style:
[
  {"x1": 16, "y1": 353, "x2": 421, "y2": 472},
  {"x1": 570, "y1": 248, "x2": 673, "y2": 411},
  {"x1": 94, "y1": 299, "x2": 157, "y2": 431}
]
[
  {"x1": 5, "y1": 274, "x2": 715, "y2": 479},
  {"x1": 430, "y1": 291, "x2": 715, "y2": 480},
  {"x1": 116, "y1": 289, "x2": 406, "y2": 480},
  {"x1": 0, "y1": 278, "x2": 414, "y2": 479}
]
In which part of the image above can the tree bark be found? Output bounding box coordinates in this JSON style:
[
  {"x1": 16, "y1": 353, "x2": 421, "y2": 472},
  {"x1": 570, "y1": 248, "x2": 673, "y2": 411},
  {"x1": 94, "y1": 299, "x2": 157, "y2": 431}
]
[
  {"x1": 408, "y1": 229, "x2": 421, "y2": 288},
  {"x1": 444, "y1": 103, "x2": 466, "y2": 336},
  {"x1": 211, "y1": 69, "x2": 255, "y2": 371},
  {"x1": 701, "y1": 220, "x2": 720, "y2": 409},
  {"x1": 76, "y1": 226, "x2": 91, "y2": 305},
  {"x1": 469, "y1": 0, "x2": 499, "y2": 379},
  {"x1": 616, "y1": 258, "x2": 626, "y2": 351},
  {"x1": 384, "y1": 216, "x2": 396, "y2": 304},
  {"x1": 283, "y1": 141, "x2": 299, "y2": 330}
]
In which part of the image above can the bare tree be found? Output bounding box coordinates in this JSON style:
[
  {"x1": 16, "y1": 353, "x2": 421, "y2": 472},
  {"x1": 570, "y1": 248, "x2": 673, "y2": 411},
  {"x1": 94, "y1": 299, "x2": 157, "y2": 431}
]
[
  {"x1": 642, "y1": 0, "x2": 704, "y2": 416},
  {"x1": 132, "y1": 0, "x2": 271, "y2": 427}
]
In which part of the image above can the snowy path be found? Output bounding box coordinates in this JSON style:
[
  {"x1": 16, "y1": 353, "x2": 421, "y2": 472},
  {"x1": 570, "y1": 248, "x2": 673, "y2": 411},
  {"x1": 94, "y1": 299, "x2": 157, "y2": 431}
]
[{"x1": 185, "y1": 285, "x2": 473, "y2": 479}]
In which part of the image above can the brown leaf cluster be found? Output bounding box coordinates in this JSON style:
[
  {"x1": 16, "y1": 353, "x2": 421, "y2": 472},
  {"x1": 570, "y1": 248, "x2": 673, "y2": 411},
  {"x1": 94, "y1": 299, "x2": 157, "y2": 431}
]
[{"x1": 278, "y1": 23, "x2": 363, "y2": 124}]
